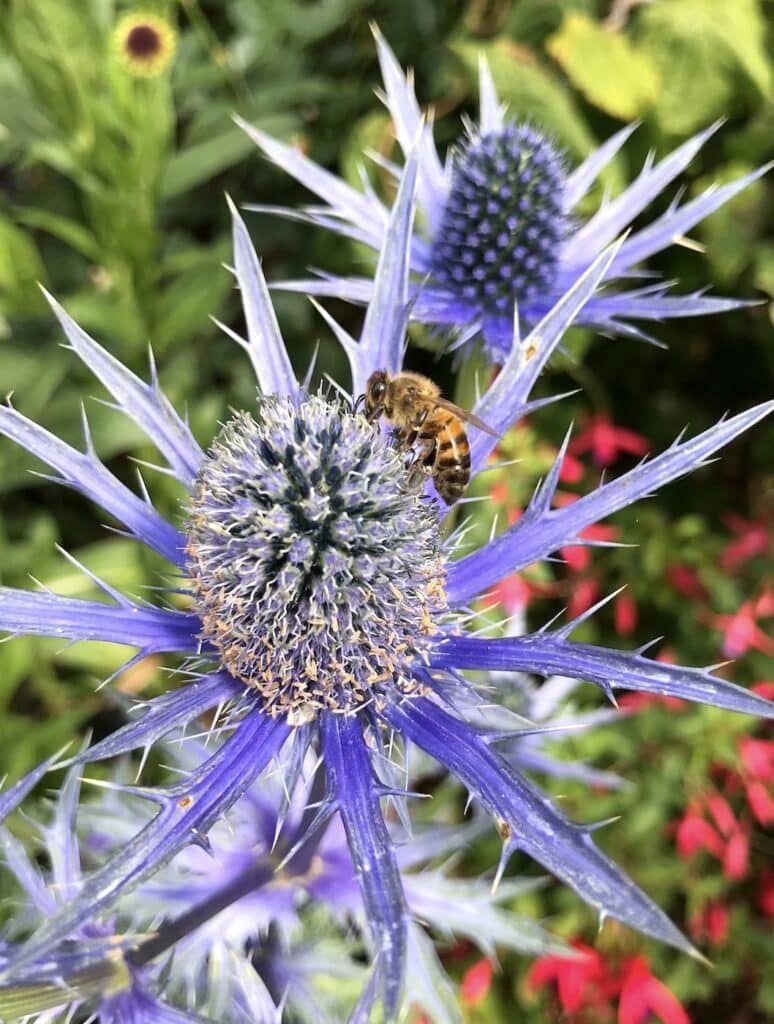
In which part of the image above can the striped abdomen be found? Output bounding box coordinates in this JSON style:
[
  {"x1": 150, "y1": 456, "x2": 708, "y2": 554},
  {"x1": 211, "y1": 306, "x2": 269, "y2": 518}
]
[{"x1": 423, "y1": 408, "x2": 471, "y2": 504}]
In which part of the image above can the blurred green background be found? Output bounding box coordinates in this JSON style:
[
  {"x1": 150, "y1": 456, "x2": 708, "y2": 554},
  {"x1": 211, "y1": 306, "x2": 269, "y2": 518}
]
[{"x1": 0, "y1": 1, "x2": 772, "y2": 1021}]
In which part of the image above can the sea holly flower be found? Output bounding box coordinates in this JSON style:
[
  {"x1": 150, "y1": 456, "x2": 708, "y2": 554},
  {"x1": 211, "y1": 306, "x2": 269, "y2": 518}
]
[
  {"x1": 239, "y1": 28, "x2": 769, "y2": 360},
  {"x1": 0, "y1": 159, "x2": 772, "y2": 1021},
  {"x1": 0, "y1": 765, "x2": 203, "y2": 1023},
  {"x1": 80, "y1": 739, "x2": 564, "y2": 1022}
]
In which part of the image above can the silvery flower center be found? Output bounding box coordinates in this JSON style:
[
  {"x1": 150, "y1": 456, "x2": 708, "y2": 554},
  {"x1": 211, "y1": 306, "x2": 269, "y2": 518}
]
[
  {"x1": 430, "y1": 124, "x2": 566, "y2": 315},
  {"x1": 185, "y1": 395, "x2": 447, "y2": 719}
]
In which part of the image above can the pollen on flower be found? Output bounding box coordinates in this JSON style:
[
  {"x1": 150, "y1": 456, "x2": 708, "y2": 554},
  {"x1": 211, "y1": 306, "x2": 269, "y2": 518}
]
[
  {"x1": 429, "y1": 124, "x2": 567, "y2": 316},
  {"x1": 185, "y1": 394, "x2": 447, "y2": 719}
]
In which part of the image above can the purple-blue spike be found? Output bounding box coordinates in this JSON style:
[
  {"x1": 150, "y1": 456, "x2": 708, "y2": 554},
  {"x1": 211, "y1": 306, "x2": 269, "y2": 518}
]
[
  {"x1": 0, "y1": 404, "x2": 184, "y2": 565},
  {"x1": 227, "y1": 196, "x2": 298, "y2": 399},
  {"x1": 0, "y1": 588, "x2": 202, "y2": 652},
  {"x1": 356, "y1": 151, "x2": 418, "y2": 393},
  {"x1": 0, "y1": 751, "x2": 63, "y2": 824},
  {"x1": 321, "y1": 713, "x2": 407, "y2": 1021},
  {"x1": 431, "y1": 634, "x2": 774, "y2": 718},
  {"x1": 1, "y1": 709, "x2": 290, "y2": 978},
  {"x1": 41, "y1": 289, "x2": 203, "y2": 487},
  {"x1": 448, "y1": 401, "x2": 774, "y2": 605},
  {"x1": 469, "y1": 240, "x2": 622, "y2": 471},
  {"x1": 60, "y1": 674, "x2": 244, "y2": 768},
  {"x1": 384, "y1": 696, "x2": 699, "y2": 957}
]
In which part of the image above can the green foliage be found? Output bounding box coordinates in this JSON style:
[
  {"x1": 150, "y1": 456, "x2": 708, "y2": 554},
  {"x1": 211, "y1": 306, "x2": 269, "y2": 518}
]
[
  {"x1": 547, "y1": 11, "x2": 660, "y2": 120},
  {"x1": 634, "y1": 0, "x2": 772, "y2": 135}
]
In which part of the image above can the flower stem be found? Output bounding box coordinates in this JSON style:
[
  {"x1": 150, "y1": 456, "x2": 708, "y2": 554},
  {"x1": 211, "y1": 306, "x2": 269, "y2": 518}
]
[{"x1": 127, "y1": 860, "x2": 274, "y2": 968}]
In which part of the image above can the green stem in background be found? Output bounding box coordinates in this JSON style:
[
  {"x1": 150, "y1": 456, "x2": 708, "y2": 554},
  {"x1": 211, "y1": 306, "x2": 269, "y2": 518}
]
[{"x1": 177, "y1": 0, "x2": 250, "y2": 105}]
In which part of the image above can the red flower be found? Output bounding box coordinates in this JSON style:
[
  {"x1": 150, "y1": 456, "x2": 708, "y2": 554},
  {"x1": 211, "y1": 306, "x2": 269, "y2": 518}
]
[
  {"x1": 719, "y1": 514, "x2": 771, "y2": 572},
  {"x1": 706, "y1": 793, "x2": 736, "y2": 837},
  {"x1": 618, "y1": 956, "x2": 689, "y2": 1024},
  {"x1": 705, "y1": 599, "x2": 774, "y2": 658},
  {"x1": 689, "y1": 901, "x2": 729, "y2": 947},
  {"x1": 560, "y1": 450, "x2": 585, "y2": 483},
  {"x1": 675, "y1": 793, "x2": 751, "y2": 880},
  {"x1": 751, "y1": 681, "x2": 774, "y2": 701},
  {"x1": 665, "y1": 564, "x2": 707, "y2": 600},
  {"x1": 721, "y1": 828, "x2": 749, "y2": 880},
  {"x1": 614, "y1": 592, "x2": 638, "y2": 636},
  {"x1": 461, "y1": 956, "x2": 494, "y2": 1006},
  {"x1": 744, "y1": 779, "x2": 774, "y2": 827},
  {"x1": 675, "y1": 808, "x2": 724, "y2": 859},
  {"x1": 569, "y1": 413, "x2": 650, "y2": 467},
  {"x1": 568, "y1": 577, "x2": 601, "y2": 618},
  {"x1": 526, "y1": 943, "x2": 608, "y2": 1013},
  {"x1": 739, "y1": 738, "x2": 774, "y2": 782}
]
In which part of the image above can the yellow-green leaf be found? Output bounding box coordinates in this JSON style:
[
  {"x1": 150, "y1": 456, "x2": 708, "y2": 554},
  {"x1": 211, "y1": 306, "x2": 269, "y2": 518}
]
[{"x1": 547, "y1": 12, "x2": 660, "y2": 121}]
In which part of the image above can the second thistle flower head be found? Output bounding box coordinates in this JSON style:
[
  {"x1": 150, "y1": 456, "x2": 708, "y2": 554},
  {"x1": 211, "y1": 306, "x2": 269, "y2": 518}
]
[
  {"x1": 186, "y1": 395, "x2": 446, "y2": 717},
  {"x1": 430, "y1": 124, "x2": 567, "y2": 317},
  {"x1": 242, "y1": 28, "x2": 768, "y2": 361}
]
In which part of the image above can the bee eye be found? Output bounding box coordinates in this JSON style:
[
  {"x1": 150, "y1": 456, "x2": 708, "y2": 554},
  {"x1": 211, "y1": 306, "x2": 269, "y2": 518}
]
[{"x1": 373, "y1": 381, "x2": 385, "y2": 400}]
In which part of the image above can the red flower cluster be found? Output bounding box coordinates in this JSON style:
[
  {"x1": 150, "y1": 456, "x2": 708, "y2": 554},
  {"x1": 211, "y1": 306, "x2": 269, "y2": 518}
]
[
  {"x1": 569, "y1": 413, "x2": 651, "y2": 468},
  {"x1": 675, "y1": 792, "x2": 750, "y2": 880},
  {"x1": 674, "y1": 689, "x2": 774, "y2": 946},
  {"x1": 526, "y1": 942, "x2": 689, "y2": 1023},
  {"x1": 719, "y1": 514, "x2": 771, "y2": 572},
  {"x1": 704, "y1": 587, "x2": 774, "y2": 659}
]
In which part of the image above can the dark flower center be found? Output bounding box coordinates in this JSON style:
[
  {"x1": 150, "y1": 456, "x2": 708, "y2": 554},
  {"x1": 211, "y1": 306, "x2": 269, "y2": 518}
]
[
  {"x1": 125, "y1": 24, "x2": 162, "y2": 59},
  {"x1": 429, "y1": 125, "x2": 567, "y2": 317},
  {"x1": 185, "y1": 396, "x2": 446, "y2": 721}
]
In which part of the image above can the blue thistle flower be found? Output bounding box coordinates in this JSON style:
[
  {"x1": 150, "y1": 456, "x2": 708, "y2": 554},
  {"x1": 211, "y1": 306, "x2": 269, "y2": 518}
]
[
  {"x1": 240, "y1": 27, "x2": 770, "y2": 360},
  {"x1": 0, "y1": 158, "x2": 771, "y2": 1021},
  {"x1": 0, "y1": 764, "x2": 203, "y2": 1023},
  {"x1": 81, "y1": 738, "x2": 565, "y2": 1021}
]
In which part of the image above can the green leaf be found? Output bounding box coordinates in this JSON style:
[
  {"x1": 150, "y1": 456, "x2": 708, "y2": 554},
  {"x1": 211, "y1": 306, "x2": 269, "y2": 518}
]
[
  {"x1": 635, "y1": 0, "x2": 772, "y2": 136},
  {"x1": 160, "y1": 115, "x2": 293, "y2": 199},
  {"x1": 694, "y1": 162, "x2": 767, "y2": 283},
  {"x1": 547, "y1": 12, "x2": 661, "y2": 120},
  {"x1": 0, "y1": 215, "x2": 47, "y2": 314},
  {"x1": 14, "y1": 207, "x2": 102, "y2": 263}
]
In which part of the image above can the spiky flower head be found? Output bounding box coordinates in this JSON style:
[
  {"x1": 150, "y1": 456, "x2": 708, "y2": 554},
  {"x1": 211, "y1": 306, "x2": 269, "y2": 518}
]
[
  {"x1": 112, "y1": 11, "x2": 176, "y2": 79},
  {"x1": 430, "y1": 125, "x2": 567, "y2": 318},
  {"x1": 242, "y1": 28, "x2": 769, "y2": 361},
  {"x1": 186, "y1": 396, "x2": 445, "y2": 718},
  {"x1": 0, "y1": 161, "x2": 771, "y2": 1023}
]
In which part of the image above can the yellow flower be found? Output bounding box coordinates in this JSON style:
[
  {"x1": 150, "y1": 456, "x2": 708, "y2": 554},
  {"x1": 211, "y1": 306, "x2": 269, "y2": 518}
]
[{"x1": 112, "y1": 11, "x2": 176, "y2": 78}]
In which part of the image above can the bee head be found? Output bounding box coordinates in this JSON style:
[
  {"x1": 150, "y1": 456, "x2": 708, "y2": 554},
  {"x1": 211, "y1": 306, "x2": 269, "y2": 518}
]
[{"x1": 364, "y1": 370, "x2": 388, "y2": 421}]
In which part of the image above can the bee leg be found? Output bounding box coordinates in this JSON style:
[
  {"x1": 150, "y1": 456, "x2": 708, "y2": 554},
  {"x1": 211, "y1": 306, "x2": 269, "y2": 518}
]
[{"x1": 407, "y1": 436, "x2": 436, "y2": 476}]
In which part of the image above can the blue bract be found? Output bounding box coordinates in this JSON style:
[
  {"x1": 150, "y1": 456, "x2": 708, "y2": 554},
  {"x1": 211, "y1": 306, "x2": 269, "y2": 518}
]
[
  {"x1": 0, "y1": 154, "x2": 771, "y2": 1022},
  {"x1": 241, "y1": 27, "x2": 770, "y2": 360}
]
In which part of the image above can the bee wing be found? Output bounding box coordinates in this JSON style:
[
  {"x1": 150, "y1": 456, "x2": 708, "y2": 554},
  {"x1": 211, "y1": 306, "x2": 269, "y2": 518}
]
[{"x1": 433, "y1": 397, "x2": 500, "y2": 438}]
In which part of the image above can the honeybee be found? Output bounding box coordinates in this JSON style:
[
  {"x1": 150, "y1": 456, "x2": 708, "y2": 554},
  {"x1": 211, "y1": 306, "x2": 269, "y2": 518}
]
[{"x1": 361, "y1": 370, "x2": 498, "y2": 504}]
